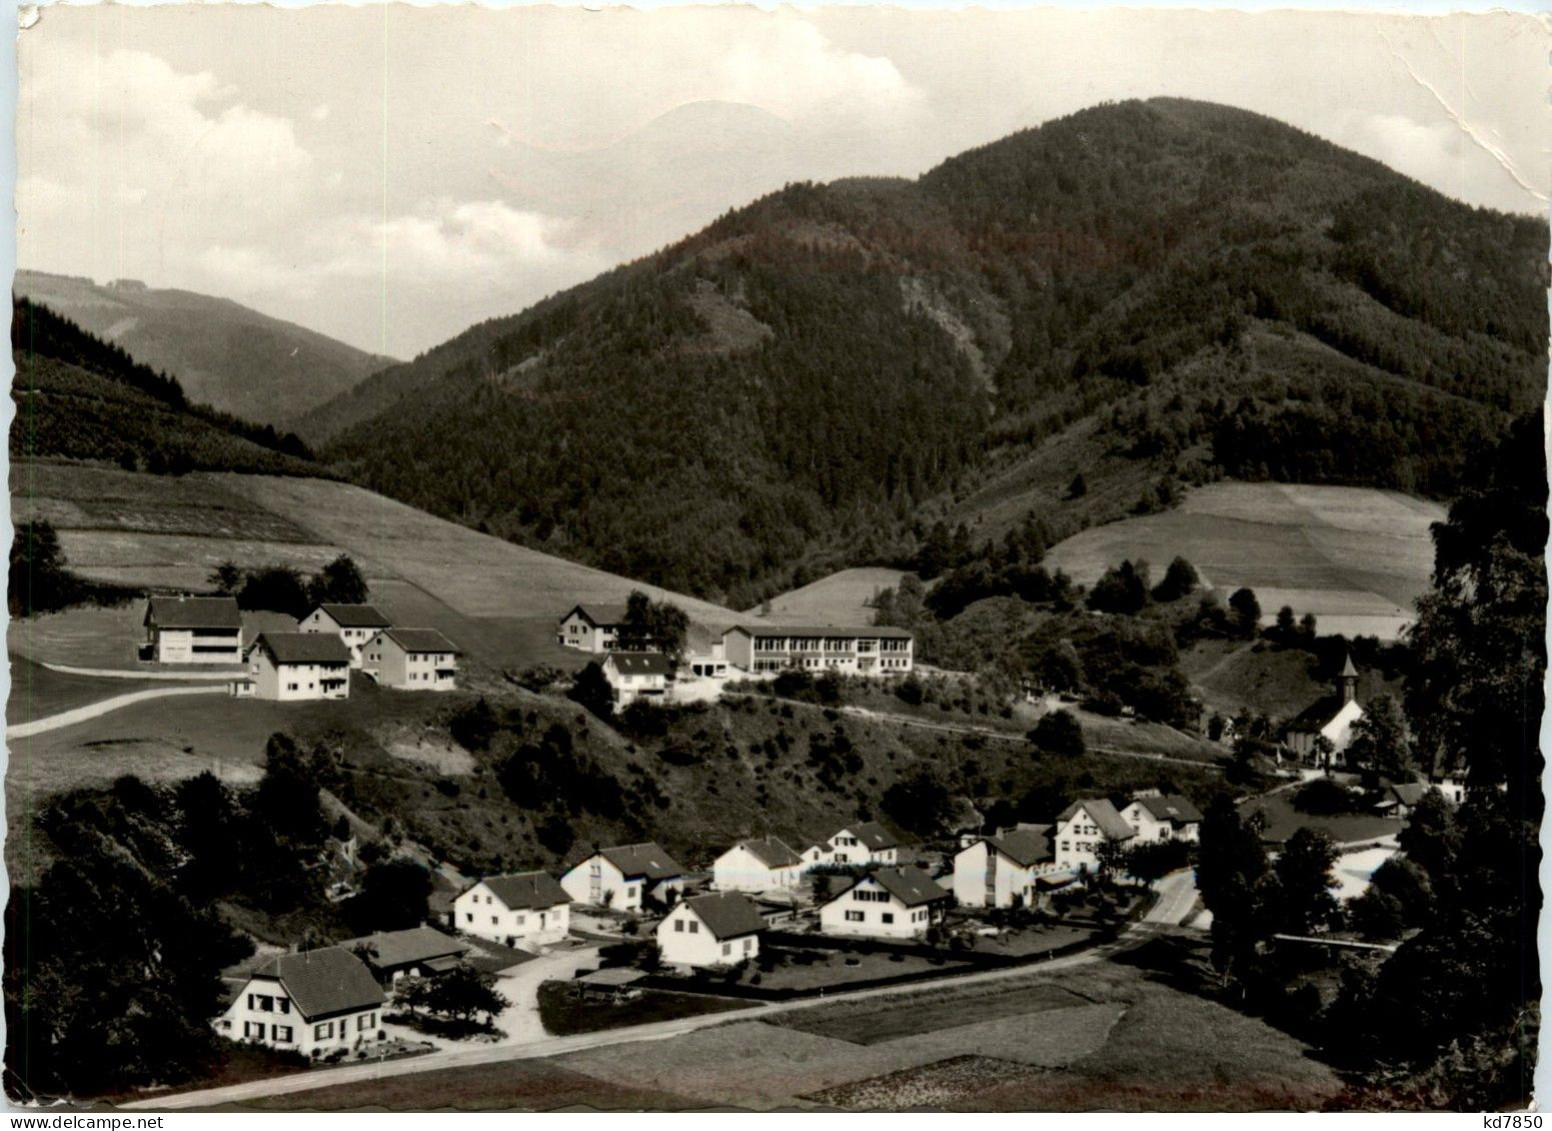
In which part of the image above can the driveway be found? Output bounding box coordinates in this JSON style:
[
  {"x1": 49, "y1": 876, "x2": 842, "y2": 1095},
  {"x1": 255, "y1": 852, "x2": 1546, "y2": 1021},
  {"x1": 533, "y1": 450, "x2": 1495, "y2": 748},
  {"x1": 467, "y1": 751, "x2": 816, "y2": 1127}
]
[{"x1": 490, "y1": 944, "x2": 602, "y2": 1045}]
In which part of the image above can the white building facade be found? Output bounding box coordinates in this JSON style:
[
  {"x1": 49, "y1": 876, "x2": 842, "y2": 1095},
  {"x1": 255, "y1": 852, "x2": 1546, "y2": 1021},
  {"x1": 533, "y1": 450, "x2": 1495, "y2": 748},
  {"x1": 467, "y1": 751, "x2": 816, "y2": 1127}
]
[
  {"x1": 452, "y1": 872, "x2": 571, "y2": 949},
  {"x1": 213, "y1": 948, "x2": 385, "y2": 1059},
  {"x1": 363, "y1": 628, "x2": 459, "y2": 691},
  {"x1": 298, "y1": 604, "x2": 391, "y2": 668},
  {"x1": 818, "y1": 867, "x2": 947, "y2": 940},
  {"x1": 721, "y1": 626, "x2": 914, "y2": 676}
]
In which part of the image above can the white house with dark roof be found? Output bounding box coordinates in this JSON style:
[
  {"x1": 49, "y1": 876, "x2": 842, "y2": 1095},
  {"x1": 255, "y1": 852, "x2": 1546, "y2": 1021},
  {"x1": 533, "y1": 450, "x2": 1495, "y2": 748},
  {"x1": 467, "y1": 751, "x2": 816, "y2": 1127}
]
[
  {"x1": 560, "y1": 843, "x2": 685, "y2": 911},
  {"x1": 1053, "y1": 798, "x2": 1136, "y2": 872},
  {"x1": 818, "y1": 866, "x2": 949, "y2": 940},
  {"x1": 809, "y1": 821, "x2": 904, "y2": 867},
  {"x1": 243, "y1": 632, "x2": 352, "y2": 701},
  {"x1": 336, "y1": 926, "x2": 470, "y2": 985},
  {"x1": 952, "y1": 826, "x2": 1054, "y2": 909},
  {"x1": 557, "y1": 604, "x2": 630, "y2": 653},
  {"x1": 362, "y1": 628, "x2": 460, "y2": 691},
  {"x1": 599, "y1": 652, "x2": 673, "y2": 705},
  {"x1": 713, "y1": 836, "x2": 804, "y2": 893},
  {"x1": 213, "y1": 947, "x2": 385, "y2": 1058},
  {"x1": 142, "y1": 595, "x2": 242, "y2": 664},
  {"x1": 1119, "y1": 793, "x2": 1204, "y2": 844},
  {"x1": 452, "y1": 871, "x2": 572, "y2": 948},
  {"x1": 656, "y1": 892, "x2": 767, "y2": 970},
  {"x1": 299, "y1": 603, "x2": 392, "y2": 668},
  {"x1": 721, "y1": 625, "x2": 913, "y2": 676}
]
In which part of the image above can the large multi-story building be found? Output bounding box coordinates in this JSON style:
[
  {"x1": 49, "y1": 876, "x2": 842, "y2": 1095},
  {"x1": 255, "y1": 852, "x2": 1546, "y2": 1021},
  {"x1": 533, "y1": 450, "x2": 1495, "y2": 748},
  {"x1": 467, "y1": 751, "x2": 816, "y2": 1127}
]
[
  {"x1": 720, "y1": 625, "x2": 913, "y2": 676},
  {"x1": 142, "y1": 596, "x2": 242, "y2": 664}
]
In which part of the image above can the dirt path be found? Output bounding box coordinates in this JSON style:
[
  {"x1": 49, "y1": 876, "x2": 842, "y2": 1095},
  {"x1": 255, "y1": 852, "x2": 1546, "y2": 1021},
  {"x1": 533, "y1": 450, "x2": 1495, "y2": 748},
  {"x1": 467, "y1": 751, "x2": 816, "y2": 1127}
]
[
  {"x1": 724, "y1": 694, "x2": 1220, "y2": 771},
  {"x1": 6, "y1": 685, "x2": 227, "y2": 738},
  {"x1": 39, "y1": 661, "x2": 243, "y2": 682},
  {"x1": 124, "y1": 873, "x2": 1201, "y2": 1112}
]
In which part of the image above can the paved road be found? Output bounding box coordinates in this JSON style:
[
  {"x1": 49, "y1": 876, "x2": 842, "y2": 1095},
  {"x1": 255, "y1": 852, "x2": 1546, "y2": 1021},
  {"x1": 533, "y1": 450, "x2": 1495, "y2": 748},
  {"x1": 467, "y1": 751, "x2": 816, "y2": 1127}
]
[
  {"x1": 7, "y1": 684, "x2": 227, "y2": 739},
  {"x1": 126, "y1": 871, "x2": 1202, "y2": 1112}
]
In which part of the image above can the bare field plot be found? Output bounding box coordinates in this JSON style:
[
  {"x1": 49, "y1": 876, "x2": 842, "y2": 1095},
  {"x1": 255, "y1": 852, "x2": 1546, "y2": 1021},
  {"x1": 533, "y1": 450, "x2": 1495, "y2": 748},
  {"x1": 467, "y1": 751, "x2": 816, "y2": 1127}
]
[
  {"x1": 1045, "y1": 482, "x2": 1442, "y2": 640},
  {"x1": 805, "y1": 1054, "x2": 1048, "y2": 1111},
  {"x1": 781, "y1": 981, "x2": 1093, "y2": 1044},
  {"x1": 752, "y1": 568, "x2": 915, "y2": 625},
  {"x1": 55, "y1": 530, "x2": 346, "y2": 594}
]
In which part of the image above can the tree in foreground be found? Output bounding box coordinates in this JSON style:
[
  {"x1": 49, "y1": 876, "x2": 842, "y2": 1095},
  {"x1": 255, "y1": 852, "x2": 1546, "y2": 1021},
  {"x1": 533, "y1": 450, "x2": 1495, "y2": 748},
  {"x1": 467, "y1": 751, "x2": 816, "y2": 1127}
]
[
  {"x1": 1227, "y1": 587, "x2": 1261, "y2": 638},
  {"x1": 1028, "y1": 709, "x2": 1085, "y2": 756},
  {"x1": 569, "y1": 662, "x2": 615, "y2": 721}
]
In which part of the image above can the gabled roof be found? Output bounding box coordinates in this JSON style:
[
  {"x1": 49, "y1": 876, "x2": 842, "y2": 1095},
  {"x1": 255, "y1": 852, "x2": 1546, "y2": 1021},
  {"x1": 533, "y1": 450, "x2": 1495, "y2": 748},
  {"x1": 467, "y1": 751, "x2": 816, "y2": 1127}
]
[
  {"x1": 724, "y1": 624, "x2": 914, "y2": 640},
  {"x1": 479, "y1": 871, "x2": 571, "y2": 910},
  {"x1": 336, "y1": 926, "x2": 468, "y2": 970},
  {"x1": 250, "y1": 632, "x2": 353, "y2": 666},
  {"x1": 603, "y1": 652, "x2": 674, "y2": 677},
  {"x1": 1057, "y1": 798, "x2": 1135, "y2": 841},
  {"x1": 836, "y1": 821, "x2": 902, "y2": 851},
  {"x1": 380, "y1": 627, "x2": 460, "y2": 655},
  {"x1": 145, "y1": 595, "x2": 241, "y2": 630},
  {"x1": 725, "y1": 836, "x2": 802, "y2": 869},
  {"x1": 849, "y1": 866, "x2": 949, "y2": 908},
  {"x1": 252, "y1": 948, "x2": 384, "y2": 1020},
  {"x1": 312, "y1": 603, "x2": 391, "y2": 628},
  {"x1": 1130, "y1": 794, "x2": 1204, "y2": 827},
  {"x1": 1286, "y1": 695, "x2": 1361, "y2": 734},
  {"x1": 1339, "y1": 653, "x2": 1359, "y2": 679},
  {"x1": 984, "y1": 827, "x2": 1053, "y2": 868},
  {"x1": 682, "y1": 892, "x2": 768, "y2": 940},
  {"x1": 1391, "y1": 782, "x2": 1429, "y2": 807},
  {"x1": 562, "y1": 604, "x2": 630, "y2": 628},
  {"x1": 598, "y1": 842, "x2": 684, "y2": 881}
]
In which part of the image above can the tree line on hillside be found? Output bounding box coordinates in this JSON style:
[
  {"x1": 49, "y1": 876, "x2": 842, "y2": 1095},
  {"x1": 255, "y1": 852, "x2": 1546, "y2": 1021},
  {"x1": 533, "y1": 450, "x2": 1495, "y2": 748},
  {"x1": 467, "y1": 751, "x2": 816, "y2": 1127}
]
[
  {"x1": 209, "y1": 554, "x2": 369, "y2": 619},
  {"x1": 8, "y1": 518, "x2": 137, "y2": 617},
  {"x1": 12, "y1": 299, "x2": 317, "y2": 466}
]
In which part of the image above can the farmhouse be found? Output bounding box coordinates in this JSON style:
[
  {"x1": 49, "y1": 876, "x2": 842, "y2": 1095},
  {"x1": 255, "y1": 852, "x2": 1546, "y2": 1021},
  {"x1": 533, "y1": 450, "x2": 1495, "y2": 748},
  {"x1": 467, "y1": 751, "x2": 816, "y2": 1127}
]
[
  {"x1": 142, "y1": 595, "x2": 242, "y2": 664},
  {"x1": 453, "y1": 871, "x2": 572, "y2": 949},
  {"x1": 1120, "y1": 793, "x2": 1204, "y2": 843},
  {"x1": 362, "y1": 628, "x2": 460, "y2": 691},
  {"x1": 336, "y1": 926, "x2": 470, "y2": 985},
  {"x1": 299, "y1": 603, "x2": 391, "y2": 668},
  {"x1": 560, "y1": 843, "x2": 685, "y2": 911},
  {"x1": 1283, "y1": 654, "x2": 1366, "y2": 767},
  {"x1": 819, "y1": 866, "x2": 949, "y2": 940},
  {"x1": 713, "y1": 836, "x2": 804, "y2": 893},
  {"x1": 952, "y1": 826, "x2": 1054, "y2": 909},
  {"x1": 656, "y1": 892, "x2": 767, "y2": 970},
  {"x1": 810, "y1": 821, "x2": 904, "y2": 867},
  {"x1": 720, "y1": 625, "x2": 914, "y2": 676},
  {"x1": 1053, "y1": 798, "x2": 1136, "y2": 872},
  {"x1": 213, "y1": 947, "x2": 385, "y2": 1058},
  {"x1": 243, "y1": 632, "x2": 352, "y2": 701},
  {"x1": 556, "y1": 604, "x2": 628, "y2": 653},
  {"x1": 599, "y1": 652, "x2": 673, "y2": 705}
]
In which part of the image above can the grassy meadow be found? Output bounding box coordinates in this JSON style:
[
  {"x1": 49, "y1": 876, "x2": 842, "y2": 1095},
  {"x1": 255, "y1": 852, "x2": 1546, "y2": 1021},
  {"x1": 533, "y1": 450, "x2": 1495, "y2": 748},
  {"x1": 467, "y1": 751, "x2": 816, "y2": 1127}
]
[{"x1": 1044, "y1": 482, "x2": 1442, "y2": 640}]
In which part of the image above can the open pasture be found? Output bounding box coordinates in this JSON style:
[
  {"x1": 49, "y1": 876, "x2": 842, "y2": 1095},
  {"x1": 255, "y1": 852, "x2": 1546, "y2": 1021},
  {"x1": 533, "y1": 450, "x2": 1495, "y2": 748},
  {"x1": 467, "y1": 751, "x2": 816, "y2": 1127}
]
[
  {"x1": 1045, "y1": 482, "x2": 1442, "y2": 640},
  {"x1": 750, "y1": 567, "x2": 915, "y2": 626}
]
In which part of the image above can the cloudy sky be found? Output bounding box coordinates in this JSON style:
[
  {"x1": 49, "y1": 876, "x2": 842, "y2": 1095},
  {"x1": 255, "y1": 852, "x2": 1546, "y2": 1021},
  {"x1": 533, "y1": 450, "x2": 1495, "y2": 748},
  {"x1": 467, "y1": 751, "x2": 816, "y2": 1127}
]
[{"x1": 17, "y1": 6, "x2": 1548, "y2": 359}]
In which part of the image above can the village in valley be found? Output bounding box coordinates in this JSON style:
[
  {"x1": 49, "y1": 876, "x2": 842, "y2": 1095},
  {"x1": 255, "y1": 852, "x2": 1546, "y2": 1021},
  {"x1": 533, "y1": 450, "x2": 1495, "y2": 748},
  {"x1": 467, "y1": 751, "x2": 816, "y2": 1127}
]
[
  {"x1": 8, "y1": 6, "x2": 1545, "y2": 1114},
  {"x1": 6, "y1": 532, "x2": 1500, "y2": 1109}
]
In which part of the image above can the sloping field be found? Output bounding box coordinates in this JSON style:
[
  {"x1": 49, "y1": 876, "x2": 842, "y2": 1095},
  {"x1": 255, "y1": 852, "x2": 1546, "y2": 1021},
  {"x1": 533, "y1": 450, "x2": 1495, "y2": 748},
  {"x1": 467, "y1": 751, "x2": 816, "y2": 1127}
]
[
  {"x1": 749, "y1": 567, "x2": 915, "y2": 626},
  {"x1": 12, "y1": 462, "x2": 742, "y2": 674},
  {"x1": 1045, "y1": 482, "x2": 1443, "y2": 640}
]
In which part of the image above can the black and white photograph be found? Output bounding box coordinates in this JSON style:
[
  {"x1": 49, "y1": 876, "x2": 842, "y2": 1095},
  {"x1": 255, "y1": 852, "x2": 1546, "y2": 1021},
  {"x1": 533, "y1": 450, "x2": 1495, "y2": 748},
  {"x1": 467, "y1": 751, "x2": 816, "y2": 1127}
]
[{"x1": 4, "y1": 1, "x2": 1547, "y2": 1115}]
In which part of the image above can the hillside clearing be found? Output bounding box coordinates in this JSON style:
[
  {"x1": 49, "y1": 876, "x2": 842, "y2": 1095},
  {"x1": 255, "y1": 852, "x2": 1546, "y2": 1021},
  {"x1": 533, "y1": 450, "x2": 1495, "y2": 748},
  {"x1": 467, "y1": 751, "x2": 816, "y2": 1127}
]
[
  {"x1": 1044, "y1": 482, "x2": 1442, "y2": 640},
  {"x1": 749, "y1": 568, "x2": 916, "y2": 625}
]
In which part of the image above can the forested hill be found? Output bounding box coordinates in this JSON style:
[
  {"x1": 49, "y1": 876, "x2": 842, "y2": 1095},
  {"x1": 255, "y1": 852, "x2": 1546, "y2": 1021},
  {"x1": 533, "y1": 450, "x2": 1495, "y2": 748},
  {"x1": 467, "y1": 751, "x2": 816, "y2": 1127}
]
[
  {"x1": 13, "y1": 271, "x2": 395, "y2": 431},
  {"x1": 11, "y1": 299, "x2": 323, "y2": 477},
  {"x1": 312, "y1": 98, "x2": 1548, "y2": 609}
]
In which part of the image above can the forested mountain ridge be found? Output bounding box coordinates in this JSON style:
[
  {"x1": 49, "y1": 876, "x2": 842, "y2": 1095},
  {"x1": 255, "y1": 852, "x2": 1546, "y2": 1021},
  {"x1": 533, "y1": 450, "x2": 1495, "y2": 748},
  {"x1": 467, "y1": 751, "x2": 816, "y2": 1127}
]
[
  {"x1": 312, "y1": 98, "x2": 1548, "y2": 608},
  {"x1": 14, "y1": 271, "x2": 396, "y2": 431},
  {"x1": 10, "y1": 299, "x2": 324, "y2": 477}
]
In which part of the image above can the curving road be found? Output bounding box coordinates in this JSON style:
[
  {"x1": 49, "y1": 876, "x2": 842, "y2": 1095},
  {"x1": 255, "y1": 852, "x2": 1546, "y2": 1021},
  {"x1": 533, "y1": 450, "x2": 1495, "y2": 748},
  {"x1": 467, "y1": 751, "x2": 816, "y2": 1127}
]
[
  {"x1": 7, "y1": 684, "x2": 227, "y2": 739},
  {"x1": 124, "y1": 870, "x2": 1202, "y2": 1112}
]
